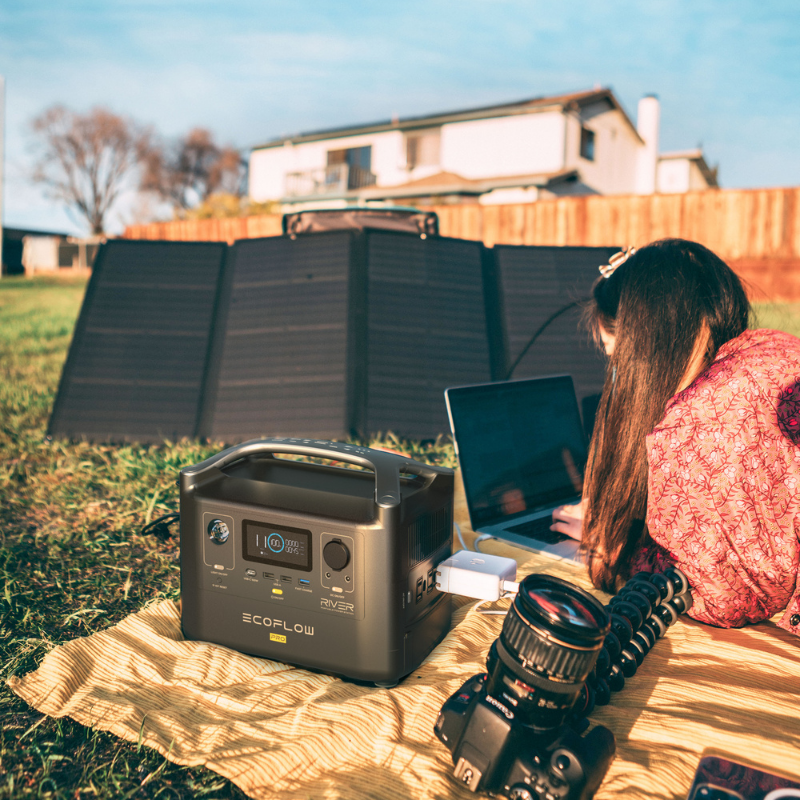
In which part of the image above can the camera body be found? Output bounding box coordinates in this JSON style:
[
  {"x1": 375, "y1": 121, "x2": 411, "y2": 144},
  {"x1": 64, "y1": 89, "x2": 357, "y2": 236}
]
[
  {"x1": 436, "y1": 673, "x2": 615, "y2": 800},
  {"x1": 180, "y1": 438, "x2": 454, "y2": 685},
  {"x1": 434, "y1": 568, "x2": 692, "y2": 799}
]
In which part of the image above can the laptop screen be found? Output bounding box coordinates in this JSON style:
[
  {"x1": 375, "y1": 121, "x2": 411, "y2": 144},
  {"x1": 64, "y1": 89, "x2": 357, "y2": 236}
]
[{"x1": 446, "y1": 376, "x2": 588, "y2": 530}]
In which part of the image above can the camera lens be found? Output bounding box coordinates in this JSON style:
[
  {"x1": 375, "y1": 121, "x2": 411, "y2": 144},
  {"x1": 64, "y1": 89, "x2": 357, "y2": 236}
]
[{"x1": 485, "y1": 574, "x2": 609, "y2": 731}]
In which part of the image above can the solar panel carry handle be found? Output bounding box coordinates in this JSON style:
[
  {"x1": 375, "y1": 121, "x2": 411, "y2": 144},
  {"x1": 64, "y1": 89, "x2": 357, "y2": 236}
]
[{"x1": 180, "y1": 437, "x2": 448, "y2": 508}]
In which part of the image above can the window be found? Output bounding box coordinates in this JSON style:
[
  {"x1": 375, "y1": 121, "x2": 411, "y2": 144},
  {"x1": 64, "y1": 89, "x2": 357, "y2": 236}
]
[
  {"x1": 406, "y1": 129, "x2": 441, "y2": 170},
  {"x1": 326, "y1": 146, "x2": 374, "y2": 189},
  {"x1": 327, "y1": 146, "x2": 372, "y2": 171},
  {"x1": 580, "y1": 127, "x2": 595, "y2": 161}
]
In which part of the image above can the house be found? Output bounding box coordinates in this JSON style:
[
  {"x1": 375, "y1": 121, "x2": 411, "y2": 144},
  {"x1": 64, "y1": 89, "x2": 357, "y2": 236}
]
[
  {"x1": 0, "y1": 227, "x2": 101, "y2": 276},
  {"x1": 248, "y1": 88, "x2": 719, "y2": 210},
  {"x1": 1, "y1": 227, "x2": 68, "y2": 276},
  {"x1": 656, "y1": 149, "x2": 719, "y2": 194}
]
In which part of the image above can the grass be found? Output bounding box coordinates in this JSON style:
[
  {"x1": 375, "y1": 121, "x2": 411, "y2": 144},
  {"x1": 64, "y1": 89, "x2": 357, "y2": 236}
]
[
  {"x1": 0, "y1": 275, "x2": 454, "y2": 799},
  {"x1": 752, "y1": 301, "x2": 800, "y2": 337},
  {"x1": 0, "y1": 275, "x2": 797, "y2": 799}
]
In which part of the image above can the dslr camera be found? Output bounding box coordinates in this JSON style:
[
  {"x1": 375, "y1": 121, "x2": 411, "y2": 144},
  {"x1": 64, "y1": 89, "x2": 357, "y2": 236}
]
[{"x1": 435, "y1": 569, "x2": 691, "y2": 800}]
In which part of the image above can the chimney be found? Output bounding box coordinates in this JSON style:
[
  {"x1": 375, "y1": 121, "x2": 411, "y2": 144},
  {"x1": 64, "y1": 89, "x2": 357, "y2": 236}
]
[{"x1": 634, "y1": 94, "x2": 660, "y2": 194}]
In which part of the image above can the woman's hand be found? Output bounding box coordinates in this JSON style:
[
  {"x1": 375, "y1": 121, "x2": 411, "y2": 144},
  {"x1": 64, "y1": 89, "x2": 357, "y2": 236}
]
[{"x1": 551, "y1": 499, "x2": 587, "y2": 541}]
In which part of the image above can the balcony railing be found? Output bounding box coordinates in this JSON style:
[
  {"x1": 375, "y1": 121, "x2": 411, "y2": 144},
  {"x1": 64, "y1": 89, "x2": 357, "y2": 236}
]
[{"x1": 284, "y1": 164, "x2": 377, "y2": 197}]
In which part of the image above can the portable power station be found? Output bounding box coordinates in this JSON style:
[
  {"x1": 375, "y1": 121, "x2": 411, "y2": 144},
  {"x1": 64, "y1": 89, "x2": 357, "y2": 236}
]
[{"x1": 180, "y1": 438, "x2": 454, "y2": 685}]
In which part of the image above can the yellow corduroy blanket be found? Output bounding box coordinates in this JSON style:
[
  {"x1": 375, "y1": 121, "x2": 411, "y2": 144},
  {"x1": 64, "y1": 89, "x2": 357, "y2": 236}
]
[{"x1": 9, "y1": 477, "x2": 800, "y2": 799}]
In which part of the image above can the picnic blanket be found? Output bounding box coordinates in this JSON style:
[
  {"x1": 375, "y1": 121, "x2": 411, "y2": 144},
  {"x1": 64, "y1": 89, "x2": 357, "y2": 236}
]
[{"x1": 9, "y1": 473, "x2": 800, "y2": 799}]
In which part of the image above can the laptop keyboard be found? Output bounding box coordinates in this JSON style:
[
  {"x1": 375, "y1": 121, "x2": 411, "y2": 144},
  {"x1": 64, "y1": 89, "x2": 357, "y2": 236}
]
[{"x1": 507, "y1": 515, "x2": 570, "y2": 544}]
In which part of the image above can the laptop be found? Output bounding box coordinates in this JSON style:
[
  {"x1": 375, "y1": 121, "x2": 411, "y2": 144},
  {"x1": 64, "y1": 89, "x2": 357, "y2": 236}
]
[{"x1": 445, "y1": 375, "x2": 587, "y2": 562}]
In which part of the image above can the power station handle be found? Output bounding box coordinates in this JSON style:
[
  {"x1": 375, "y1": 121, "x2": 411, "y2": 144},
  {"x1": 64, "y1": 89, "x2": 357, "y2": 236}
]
[{"x1": 181, "y1": 437, "x2": 447, "y2": 508}]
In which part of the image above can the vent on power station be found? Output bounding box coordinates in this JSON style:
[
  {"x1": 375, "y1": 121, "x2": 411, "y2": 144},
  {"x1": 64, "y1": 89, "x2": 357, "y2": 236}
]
[{"x1": 408, "y1": 507, "x2": 451, "y2": 567}]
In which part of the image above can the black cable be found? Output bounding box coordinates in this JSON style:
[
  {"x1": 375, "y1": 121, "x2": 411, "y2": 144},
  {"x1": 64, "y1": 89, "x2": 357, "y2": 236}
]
[
  {"x1": 503, "y1": 300, "x2": 585, "y2": 381},
  {"x1": 140, "y1": 512, "x2": 180, "y2": 540}
]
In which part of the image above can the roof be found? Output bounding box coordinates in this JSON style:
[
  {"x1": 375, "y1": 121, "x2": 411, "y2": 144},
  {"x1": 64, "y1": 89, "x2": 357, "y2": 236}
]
[
  {"x1": 658, "y1": 149, "x2": 704, "y2": 161},
  {"x1": 279, "y1": 169, "x2": 580, "y2": 205},
  {"x1": 367, "y1": 169, "x2": 578, "y2": 197},
  {"x1": 254, "y1": 87, "x2": 642, "y2": 151},
  {"x1": 2, "y1": 226, "x2": 71, "y2": 241}
]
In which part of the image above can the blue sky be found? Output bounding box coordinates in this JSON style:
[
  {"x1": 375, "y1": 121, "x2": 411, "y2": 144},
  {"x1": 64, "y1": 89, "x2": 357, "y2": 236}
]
[{"x1": 1, "y1": 0, "x2": 799, "y2": 234}]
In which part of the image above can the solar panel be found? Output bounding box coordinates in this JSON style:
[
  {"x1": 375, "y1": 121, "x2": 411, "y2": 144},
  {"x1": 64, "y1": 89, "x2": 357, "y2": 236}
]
[
  {"x1": 48, "y1": 240, "x2": 227, "y2": 442},
  {"x1": 487, "y1": 245, "x2": 619, "y2": 436},
  {"x1": 201, "y1": 232, "x2": 356, "y2": 441},
  {"x1": 365, "y1": 232, "x2": 491, "y2": 439}
]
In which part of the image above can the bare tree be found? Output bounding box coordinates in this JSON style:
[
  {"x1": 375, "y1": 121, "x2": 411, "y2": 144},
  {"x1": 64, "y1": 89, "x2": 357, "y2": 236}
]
[
  {"x1": 140, "y1": 128, "x2": 246, "y2": 213},
  {"x1": 30, "y1": 105, "x2": 150, "y2": 234}
]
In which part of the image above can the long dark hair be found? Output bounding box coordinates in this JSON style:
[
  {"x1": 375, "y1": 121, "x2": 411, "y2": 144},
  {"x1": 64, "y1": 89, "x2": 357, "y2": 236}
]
[{"x1": 582, "y1": 238, "x2": 750, "y2": 592}]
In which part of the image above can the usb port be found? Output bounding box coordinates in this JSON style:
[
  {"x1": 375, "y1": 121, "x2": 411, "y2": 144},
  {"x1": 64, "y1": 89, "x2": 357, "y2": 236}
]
[
  {"x1": 299, "y1": 579, "x2": 310, "y2": 586},
  {"x1": 281, "y1": 575, "x2": 292, "y2": 583},
  {"x1": 416, "y1": 577, "x2": 424, "y2": 603},
  {"x1": 427, "y1": 569, "x2": 437, "y2": 593},
  {"x1": 263, "y1": 572, "x2": 274, "y2": 579}
]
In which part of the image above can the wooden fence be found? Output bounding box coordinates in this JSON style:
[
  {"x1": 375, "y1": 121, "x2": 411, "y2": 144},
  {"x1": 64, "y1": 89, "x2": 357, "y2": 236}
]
[
  {"x1": 124, "y1": 187, "x2": 800, "y2": 301},
  {"x1": 125, "y1": 215, "x2": 283, "y2": 244}
]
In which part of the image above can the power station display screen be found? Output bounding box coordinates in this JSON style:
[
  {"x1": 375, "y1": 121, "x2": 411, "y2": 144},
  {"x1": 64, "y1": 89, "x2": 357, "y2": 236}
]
[{"x1": 242, "y1": 521, "x2": 312, "y2": 572}]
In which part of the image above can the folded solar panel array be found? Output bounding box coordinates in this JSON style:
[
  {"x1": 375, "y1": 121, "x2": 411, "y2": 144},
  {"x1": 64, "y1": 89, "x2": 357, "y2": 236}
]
[
  {"x1": 198, "y1": 231, "x2": 491, "y2": 441},
  {"x1": 48, "y1": 233, "x2": 615, "y2": 443}
]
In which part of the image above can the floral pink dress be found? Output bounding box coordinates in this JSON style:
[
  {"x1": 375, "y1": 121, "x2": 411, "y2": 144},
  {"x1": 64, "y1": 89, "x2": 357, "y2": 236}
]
[{"x1": 644, "y1": 329, "x2": 800, "y2": 636}]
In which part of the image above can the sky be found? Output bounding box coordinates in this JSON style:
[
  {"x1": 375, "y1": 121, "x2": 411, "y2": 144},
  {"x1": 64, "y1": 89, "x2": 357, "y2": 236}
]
[{"x1": 1, "y1": 0, "x2": 799, "y2": 235}]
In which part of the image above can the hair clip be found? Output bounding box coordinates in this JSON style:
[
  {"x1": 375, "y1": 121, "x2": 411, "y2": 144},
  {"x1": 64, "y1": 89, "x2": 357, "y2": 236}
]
[{"x1": 599, "y1": 246, "x2": 637, "y2": 278}]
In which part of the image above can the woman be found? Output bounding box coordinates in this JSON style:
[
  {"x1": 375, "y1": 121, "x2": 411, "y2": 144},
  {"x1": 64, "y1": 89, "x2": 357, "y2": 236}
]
[{"x1": 550, "y1": 238, "x2": 800, "y2": 636}]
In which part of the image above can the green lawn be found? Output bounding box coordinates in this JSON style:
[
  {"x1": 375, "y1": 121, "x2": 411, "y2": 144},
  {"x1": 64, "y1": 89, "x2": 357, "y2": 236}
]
[
  {"x1": 752, "y1": 302, "x2": 800, "y2": 337},
  {"x1": 0, "y1": 275, "x2": 797, "y2": 799},
  {"x1": 0, "y1": 277, "x2": 246, "y2": 799},
  {"x1": 0, "y1": 276, "x2": 452, "y2": 799}
]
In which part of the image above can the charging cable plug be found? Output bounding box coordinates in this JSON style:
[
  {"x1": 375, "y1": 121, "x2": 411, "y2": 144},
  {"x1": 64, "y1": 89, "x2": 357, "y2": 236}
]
[{"x1": 435, "y1": 550, "x2": 519, "y2": 601}]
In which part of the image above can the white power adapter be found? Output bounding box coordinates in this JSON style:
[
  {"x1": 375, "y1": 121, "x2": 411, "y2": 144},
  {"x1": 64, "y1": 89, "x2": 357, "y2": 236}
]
[{"x1": 435, "y1": 550, "x2": 519, "y2": 601}]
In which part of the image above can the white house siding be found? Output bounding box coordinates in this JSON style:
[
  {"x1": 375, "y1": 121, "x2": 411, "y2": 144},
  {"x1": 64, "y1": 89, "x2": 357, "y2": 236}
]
[
  {"x1": 439, "y1": 111, "x2": 566, "y2": 179},
  {"x1": 250, "y1": 112, "x2": 568, "y2": 202},
  {"x1": 688, "y1": 160, "x2": 711, "y2": 191},
  {"x1": 22, "y1": 236, "x2": 60, "y2": 274},
  {"x1": 563, "y1": 108, "x2": 640, "y2": 195},
  {"x1": 370, "y1": 130, "x2": 407, "y2": 186},
  {"x1": 249, "y1": 129, "x2": 408, "y2": 202},
  {"x1": 657, "y1": 158, "x2": 715, "y2": 194},
  {"x1": 249, "y1": 144, "x2": 294, "y2": 201},
  {"x1": 657, "y1": 159, "x2": 689, "y2": 193}
]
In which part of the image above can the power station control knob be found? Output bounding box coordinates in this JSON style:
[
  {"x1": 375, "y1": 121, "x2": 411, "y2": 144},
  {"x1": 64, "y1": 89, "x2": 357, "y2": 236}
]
[
  {"x1": 323, "y1": 540, "x2": 350, "y2": 571},
  {"x1": 208, "y1": 519, "x2": 230, "y2": 544}
]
